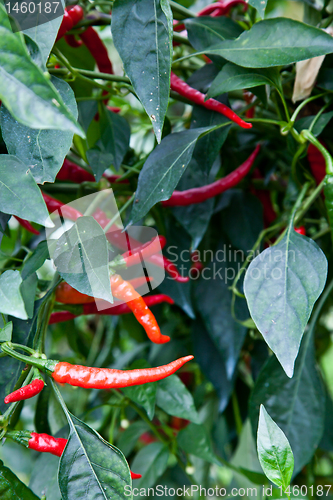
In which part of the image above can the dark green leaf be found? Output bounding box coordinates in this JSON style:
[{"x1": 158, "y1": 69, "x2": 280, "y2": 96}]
[
  {"x1": 0, "y1": 322, "x2": 12, "y2": 342},
  {"x1": 177, "y1": 423, "x2": 220, "y2": 465},
  {"x1": 122, "y1": 360, "x2": 157, "y2": 420},
  {"x1": 112, "y1": 0, "x2": 171, "y2": 143},
  {"x1": 53, "y1": 216, "x2": 113, "y2": 303},
  {"x1": 117, "y1": 420, "x2": 150, "y2": 457},
  {"x1": 249, "y1": 334, "x2": 325, "y2": 475},
  {"x1": 0, "y1": 270, "x2": 28, "y2": 319},
  {"x1": 0, "y1": 4, "x2": 83, "y2": 136},
  {"x1": 205, "y1": 19, "x2": 333, "y2": 68},
  {"x1": 86, "y1": 108, "x2": 130, "y2": 180},
  {"x1": 206, "y1": 64, "x2": 280, "y2": 99},
  {"x1": 244, "y1": 224, "x2": 327, "y2": 377},
  {"x1": 247, "y1": 0, "x2": 268, "y2": 18},
  {"x1": 0, "y1": 212, "x2": 10, "y2": 245},
  {"x1": 185, "y1": 16, "x2": 243, "y2": 50},
  {"x1": 30, "y1": 453, "x2": 61, "y2": 500},
  {"x1": 257, "y1": 405, "x2": 294, "y2": 488},
  {"x1": 0, "y1": 155, "x2": 50, "y2": 226},
  {"x1": 130, "y1": 442, "x2": 169, "y2": 488},
  {"x1": 20, "y1": 272, "x2": 37, "y2": 318},
  {"x1": 21, "y1": 241, "x2": 49, "y2": 280},
  {"x1": 294, "y1": 111, "x2": 333, "y2": 137},
  {"x1": 0, "y1": 460, "x2": 40, "y2": 499},
  {"x1": 130, "y1": 127, "x2": 211, "y2": 224},
  {"x1": 59, "y1": 413, "x2": 131, "y2": 500},
  {"x1": 1, "y1": 77, "x2": 78, "y2": 184},
  {"x1": 34, "y1": 382, "x2": 52, "y2": 435},
  {"x1": 156, "y1": 374, "x2": 200, "y2": 423}
]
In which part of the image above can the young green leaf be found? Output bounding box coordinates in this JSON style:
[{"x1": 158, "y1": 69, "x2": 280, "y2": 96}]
[
  {"x1": 156, "y1": 375, "x2": 200, "y2": 423},
  {"x1": 130, "y1": 126, "x2": 213, "y2": 224},
  {"x1": 247, "y1": 0, "x2": 268, "y2": 19},
  {"x1": 1, "y1": 77, "x2": 78, "y2": 184},
  {"x1": 53, "y1": 216, "x2": 113, "y2": 303},
  {"x1": 177, "y1": 423, "x2": 220, "y2": 465},
  {"x1": 0, "y1": 155, "x2": 51, "y2": 226},
  {"x1": 0, "y1": 4, "x2": 84, "y2": 136},
  {"x1": 112, "y1": 0, "x2": 171, "y2": 143},
  {"x1": 0, "y1": 271, "x2": 28, "y2": 320},
  {"x1": 244, "y1": 224, "x2": 327, "y2": 377},
  {"x1": 130, "y1": 442, "x2": 169, "y2": 488},
  {"x1": 0, "y1": 322, "x2": 13, "y2": 343},
  {"x1": 122, "y1": 360, "x2": 157, "y2": 420},
  {"x1": 204, "y1": 18, "x2": 333, "y2": 68},
  {"x1": 257, "y1": 405, "x2": 294, "y2": 489}
]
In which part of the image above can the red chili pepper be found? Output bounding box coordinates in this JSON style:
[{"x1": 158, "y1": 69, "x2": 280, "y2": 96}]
[
  {"x1": 56, "y1": 6, "x2": 84, "y2": 42},
  {"x1": 170, "y1": 72, "x2": 251, "y2": 129},
  {"x1": 14, "y1": 216, "x2": 40, "y2": 235},
  {"x1": 131, "y1": 472, "x2": 142, "y2": 480},
  {"x1": 79, "y1": 27, "x2": 113, "y2": 74},
  {"x1": 173, "y1": 0, "x2": 247, "y2": 31},
  {"x1": 4, "y1": 377, "x2": 44, "y2": 404},
  {"x1": 56, "y1": 159, "x2": 128, "y2": 184},
  {"x1": 294, "y1": 226, "x2": 306, "y2": 235},
  {"x1": 251, "y1": 169, "x2": 277, "y2": 227},
  {"x1": 162, "y1": 145, "x2": 260, "y2": 206},
  {"x1": 118, "y1": 235, "x2": 165, "y2": 268},
  {"x1": 64, "y1": 34, "x2": 83, "y2": 48},
  {"x1": 243, "y1": 90, "x2": 255, "y2": 119},
  {"x1": 49, "y1": 294, "x2": 174, "y2": 324},
  {"x1": 42, "y1": 192, "x2": 82, "y2": 221},
  {"x1": 51, "y1": 355, "x2": 194, "y2": 389},
  {"x1": 307, "y1": 142, "x2": 327, "y2": 185}
]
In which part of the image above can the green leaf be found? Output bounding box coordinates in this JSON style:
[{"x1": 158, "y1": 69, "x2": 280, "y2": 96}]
[
  {"x1": 249, "y1": 334, "x2": 325, "y2": 475},
  {"x1": 112, "y1": 0, "x2": 171, "y2": 143},
  {"x1": 244, "y1": 224, "x2": 327, "y2": 377},
  {"x1": 20, "y1": 272, "x2": 37, "y2": 318},
  {"x1": 206, "y1": 64, "x2": 280, "y2": 99},
  {"x1": 53, "y1": 216, "x2": 113, "y2": 303},
  {"x1": 30, "y1": 453, "x2": 61, "y2": 500},
  {"x1": 294, "y1": 111, "x2": 333, "y2": 137},
  {"x1": 0, "y1": 460, "x2": 40, "y2": 499},
  {"x1": 0, "y1": 322, "x2": 12, "y2": 342},
  {"x1": 0, "y1": 4, "x2": 83, "y2": 136},
  {"x1": 122, "y1": 360, "x2": 157, "y2": 420},
  {"x1": 130, "y1": 442, "x2": 169, "y2": 488},
  {"x1": 247, "y1": 0, "x2": 268, "y2": 18},
  {"x1": 21, "y1": 241, "x2": 49, "y2": 280},
  {"x1": 177, "y1": 423, "x2": 220, "y2": 465},
  {"x1": 59, "y1": 413, "x2": 131, "y2": 500},
  {"x1": 0, "y1": 270, "x2": 28, "y2": 320},
  {"x1": 130, "y1": 127, "x2": 212, "y2": 224},
  {"x1": 156, "y1": 374, "x2": 200, "y2": 423},
  {"x1": 0, "y1": 155, "x2": 50, "y2": 226},
  {"x1": 185, "y1": 16, "x2": 243, "y2": 50},
  {"x1": 204, "y1": 18, "x2": 333, "y2": 68},
  {"x1": 23, "y1": 4, "x2": 64, "y2": 66},
  {"x1": 86, "y1": 108, "x2": 131, "y2": 181},
  {"x1": 117, "y1": 421, "x2": 150, "y2": 457},
  {"x1": 257, "y1": 405, "x2": 294, "y2": 489},
  {"x1": 1, "y1": 76, "x2": 78, "y2": 184}
]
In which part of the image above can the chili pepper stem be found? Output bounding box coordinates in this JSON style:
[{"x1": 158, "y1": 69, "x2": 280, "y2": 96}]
[
  {"x1": 301, "y1": 130, "x2": 333, "y2": 175},
  {"x1": 0, "y1": 343, "x2": 57, "y2": 374}
]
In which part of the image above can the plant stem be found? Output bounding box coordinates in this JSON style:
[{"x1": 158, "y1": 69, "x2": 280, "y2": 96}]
[
  {"x1": 232, "y1": 391, "x2": 243, "y2": 436},
  {"x1": 169, "y1": 0, "x2": 195, "y2": 19},
  {"x1": 103, "y1": 193, "x2": 135, "y2": 233}
]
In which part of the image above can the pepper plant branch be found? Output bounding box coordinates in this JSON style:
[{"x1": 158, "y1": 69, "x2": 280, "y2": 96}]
[{"x1": 169, "y1": 0, "x2": 196, "y2": 19}]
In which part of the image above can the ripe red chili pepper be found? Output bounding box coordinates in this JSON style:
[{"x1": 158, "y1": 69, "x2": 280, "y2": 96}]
[
  {"x1": 131, "y1": 472, "x2": 142, "y2": 480},
  {"x1": 56, "y1": 276, "x2": 154, "y2": 305},
  {"x1": 56, "y1": 6, "x2": 84, "y2": 42},
  {"x1": 170, "y1": 72, "x2": 252, "y2": 129},
  {"x1": 113, "y1": 235, "x2": 166, "y2": 269},
  {"x1": 49, "y1": 294, "x2": 174, "y2": 324},
  {"x1": 243, "y1": 90, "x2": 255, "y2": 119},
  {"x1": 42, "y1": 192, "x2": 82, "y2": 221},
  {"x1": 79, "y1": 27, "x2": 113, "y2": 74},
  {"x1": 162, "y1": 145, "x2": 260, "y2": 207},
  {"x1": 14, "y1": 216, "x2": 40, "y2": 235},
  {"x1": 57, "y1": 159, "x2": 129, "y2": 184},
  {"x1": 4, "y1": 377, "x2": 44, "y2": 404},
  {"x1": 174, "y1": 0, "x2": 247, "y2": 31},
  {"x1": 110, "y1": 274, "x2": 170, "y2": 344},
  {"x1": 251, "y1": 169, "x2": 277, "y2": 227},
  {"x1": 307, "y1": 142, "x2": 327, "y2": 185},
  {"x1": 51, "y1": 355, "x2": 194, "y2": 389},
  {"x1": 294, "y1": 226, "x2": 306, "y2": 235},
  {"x1": 64, "y1": 34, "x2": 83, "y2": 48}
]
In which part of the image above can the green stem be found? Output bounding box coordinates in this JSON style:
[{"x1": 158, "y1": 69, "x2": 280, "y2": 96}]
[
  {"x1": 103, "y1": 193, "x2": 135, "y2": 233},
  {"x1": 294, "y1": 178, "x2": 326, "y2": 225},
  {"x1": 173, "y1": 33, "x2": 192, "y2": 46},
  {"x1": 49, "y1": 67, "x2": 130, "y2": 85},
  {"x1": 169, "y1": 0, "x2": 195, "y2": 18},
  {"x1": 274, "y1": 182, "x2": 310, "y2": 245},
  {"x1": 290, "y1": 92, "x2": 329, "y2": 123},
  {"x1": 232, "y1": 391, "x2": 243, "y2": 436},
  {"x1": 84, "y1": 190, "x2": 113, "y2": 217},
  {"x1": 0, "y1": 343, "x2": 57, "y2": 373},
  {"x1": 301, "y1": 129, "x2": 333, "y2": 174},
  {"x1": 34, "y1": 272, "x2": 60, "y2": 353},
  {"x1": 276, "y1": 89, "x2": 290, "y2": 122}
]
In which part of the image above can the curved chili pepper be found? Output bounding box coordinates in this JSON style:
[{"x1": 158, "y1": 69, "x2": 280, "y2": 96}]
[
  {"x1": 14, "y1": 216, "x2": 40, "y2": 235},
  {"x1": 4, "y1": 377, "x2": 44, "y2": 404},
  {"x1": 42, "y1": 192, "x2": 82, "y2": 221},
  {"x1": 173, "y1": 0, "x2": 247, "y2": 31},
  {"x1": 294, "y1": 226, "x2": 306, "y2": 235},
  {"x1": 307, "y1": 142, "x2": 327, "y2": 185},
  {"x1": 79, "y1": 27, "x2": 113, "y2": 74},
  {"x1": 163, "y1": 145, "x2": 260, "y2": 207},
  {"x1": 29, "y1": 432, "x2": 67, "y2": 456},
  {"x1": 55, "y1": 276, "x2": 154, "y2": 304},
  {"x1": 131, "y1": 472, "x2": 142, "y2": 480},
  {"x1": 51, "y1": 355, "x2": 194, "y2": 389},
  {"x1": 49, "y1": 294, "x2": 174, "y2": 324},
  {"x1": 56, "y1": 6, "x2": 84, "y2": 42},
  {"x1": 110, "y1": 274, "x2": 170, "y2": 344},
  {"x1": 112, "y1": 235, "x2": 166, "y2": 269},
  {"x1": 64, "y1": 34, "x2": 83, "y2": 48},
  {"x1": 170, "y1": 72, "x2": 251, "y2": 129},
  {"x1": 57, "y1": 159, "x2": 128, "y2": 184}
]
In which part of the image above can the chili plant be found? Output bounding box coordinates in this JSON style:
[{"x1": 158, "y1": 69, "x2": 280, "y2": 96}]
[{"x1": 1, "y1": 0, "x2": 333, "y2": 499}]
